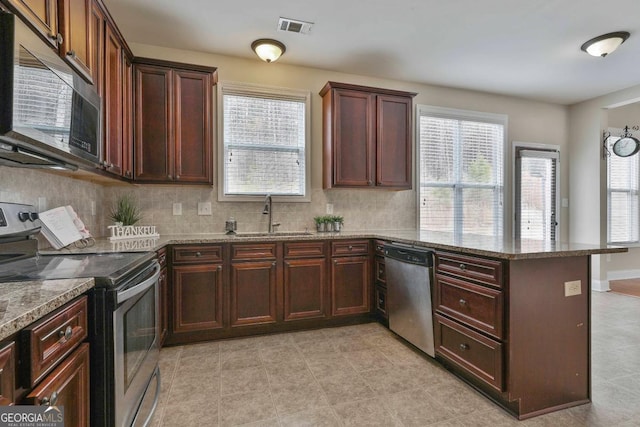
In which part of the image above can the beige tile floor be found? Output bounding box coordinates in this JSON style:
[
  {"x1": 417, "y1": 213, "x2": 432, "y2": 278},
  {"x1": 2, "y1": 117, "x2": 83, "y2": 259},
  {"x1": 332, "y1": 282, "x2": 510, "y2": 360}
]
[{"x1": 150, "y1": 291, "x2": 640, "y2": 426}]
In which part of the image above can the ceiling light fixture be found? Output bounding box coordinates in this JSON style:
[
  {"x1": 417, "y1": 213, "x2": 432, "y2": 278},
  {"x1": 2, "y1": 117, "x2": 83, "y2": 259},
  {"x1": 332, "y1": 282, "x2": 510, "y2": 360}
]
[
  {"x1": 251, "y1": 39, "x2": 286, "y2": 63},
  {"x1": 581, "y1": 31, "x2": 630, "y2": 57}
]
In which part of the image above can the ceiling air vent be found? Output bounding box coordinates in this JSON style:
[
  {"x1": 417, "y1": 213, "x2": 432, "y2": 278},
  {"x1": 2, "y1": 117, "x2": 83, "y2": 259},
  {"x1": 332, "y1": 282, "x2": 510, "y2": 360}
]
[{"x1": 277, "y1": 17, "x2": 313, "y2": 35}]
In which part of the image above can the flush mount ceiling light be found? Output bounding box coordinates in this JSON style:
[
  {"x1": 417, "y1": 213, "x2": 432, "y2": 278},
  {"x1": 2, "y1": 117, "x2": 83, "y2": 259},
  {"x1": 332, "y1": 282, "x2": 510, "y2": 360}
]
[
  {"x1": 251, "y1": 39, "x2": 286, "y2": 63},
  {"x1": 581, "y1": 31, "x2": 630, "y2": 57}
]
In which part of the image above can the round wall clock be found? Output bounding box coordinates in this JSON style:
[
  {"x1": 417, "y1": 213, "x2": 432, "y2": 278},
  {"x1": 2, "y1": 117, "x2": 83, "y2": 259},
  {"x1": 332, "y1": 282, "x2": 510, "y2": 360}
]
[{"x1": 612, "y1": 136, "x2": 640, "y2": 157}]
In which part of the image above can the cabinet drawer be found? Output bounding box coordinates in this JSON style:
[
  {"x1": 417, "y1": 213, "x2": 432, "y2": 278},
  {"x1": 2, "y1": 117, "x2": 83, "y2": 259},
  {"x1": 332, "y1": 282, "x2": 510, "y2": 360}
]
[
  {"x1": 23, "y1": 296, "x2": 88, "y2": 387},
  {"x1": 435, "y1": 314, "x2": 503, "y2": 392},
  {"x1": 436, "y1": 252, "x2": 503, "y2": 288},
  {"x1": 231, "y1": 243, "x2": 277, "y2": 261},
  {"x1": 375, "y1": 285, "x2": 388, "y2": 319},
  {"x1": 436, "y1": 275, "x2": 503, "y2": 339},
  {"x1": 284, "y1": 241, "x2": 326, "y2": 259},
  {"x1": 0, "y1": 342, "x2": 15, "y2": 405},
  {"x1": 331, "y1": 240, "x2": 369, "y2": 257},
  {"x1": 157, "y1": 247, "x2": 167, "y2": 268},
  {"x1": 173, "y1": 245, "x2": 223, "y2": 264},
  {"x1": 375, "y1": 256, "x2": 386, "y2": 285}
]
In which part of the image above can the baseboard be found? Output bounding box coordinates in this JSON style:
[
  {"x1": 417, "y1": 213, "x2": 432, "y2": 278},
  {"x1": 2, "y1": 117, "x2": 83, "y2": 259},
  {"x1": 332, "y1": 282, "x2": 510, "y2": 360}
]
[
  {"x1": 591, "y1": 279, "x2": 610, "y2": 292},
  {"x1": 607, "y1": 269, "x2": 640, "y2": 281}
]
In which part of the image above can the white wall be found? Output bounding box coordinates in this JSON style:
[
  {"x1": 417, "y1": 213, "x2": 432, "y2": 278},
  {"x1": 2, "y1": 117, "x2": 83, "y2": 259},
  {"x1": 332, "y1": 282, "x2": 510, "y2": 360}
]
[{"x1": 569, "y1": 84, "x2": 640, "y2": 290}]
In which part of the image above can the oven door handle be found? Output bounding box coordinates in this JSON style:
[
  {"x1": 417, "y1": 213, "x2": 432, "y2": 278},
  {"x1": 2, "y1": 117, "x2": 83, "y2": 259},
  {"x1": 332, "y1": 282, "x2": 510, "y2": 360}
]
[{"x1": 116, "y1": 261, "x2": 161, "y2": 304}]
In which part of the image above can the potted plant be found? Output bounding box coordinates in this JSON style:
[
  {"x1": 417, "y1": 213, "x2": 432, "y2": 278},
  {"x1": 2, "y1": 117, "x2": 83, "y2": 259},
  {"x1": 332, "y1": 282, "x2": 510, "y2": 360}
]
[
  {"x1": 331, "y1": 215, "x2": 344, "y2": 232},
  {"x1": 110, "y1": 194, "x2": 141, "y2": 226},
  {"x1": 313, "y1": 216, "x2": 326, "y2": 232}
]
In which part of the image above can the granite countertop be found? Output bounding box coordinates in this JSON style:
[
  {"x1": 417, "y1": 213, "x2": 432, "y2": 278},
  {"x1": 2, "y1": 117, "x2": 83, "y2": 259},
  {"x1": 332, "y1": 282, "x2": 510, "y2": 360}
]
[
  {"x1": 0, "y1": 278, "x2": 94, "y2": 341},
  {"x1": 42, "y1": 229, "x2": 627, "y2": 260}
]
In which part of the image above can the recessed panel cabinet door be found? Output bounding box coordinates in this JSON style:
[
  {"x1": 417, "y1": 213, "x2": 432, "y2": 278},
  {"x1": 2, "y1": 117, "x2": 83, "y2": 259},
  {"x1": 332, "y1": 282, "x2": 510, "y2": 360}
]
[
  {"x1": 376, "y1": 94, "x2": 412, "y2": 187},
  {"x1": 230, "y1": 261, "x2": 278, "y2": 326},
  {"x1": 134, "y1": 64, "x2": 173, "y2": 181},
  {"x1": 174, "y1": 70, "x2": 212, "y2": 183},
  {"x1": 5, "y1": 0, "x2": 58, "y2": 48},
  {"x1": 283, "y1": 258, "x2": 326, "y2": 321},
  {"x1": 172, "y1": 264, "x2": 224, "y2": 333},
  {"x1": 25, "y1": 343, "x2": 90, "y2": 427},
  {"x1": 332, "y1": 89, "x2": 375, "y2": 187},
  {"x1": 57, "y1": 0, "x2": 93, "y2": 83},
  {"x1": 331, "y1": 255, "x2": 371, "y2": 316},
  {"x1": 103, "y1": 23, "x2": 123, "y2": 175}
]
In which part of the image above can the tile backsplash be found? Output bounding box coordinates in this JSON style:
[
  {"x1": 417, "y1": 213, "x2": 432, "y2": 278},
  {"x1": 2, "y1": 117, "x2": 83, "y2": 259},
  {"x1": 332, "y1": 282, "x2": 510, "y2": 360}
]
[{"x1": 2, "y1": 167, "x2": 416, "y2": 239}]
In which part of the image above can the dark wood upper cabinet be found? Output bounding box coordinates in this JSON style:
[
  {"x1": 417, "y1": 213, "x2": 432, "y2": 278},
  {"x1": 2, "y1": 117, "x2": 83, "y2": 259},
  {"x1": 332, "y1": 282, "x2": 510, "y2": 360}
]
[
  {"x1": 103, "y1": 22, "x2": 124, "y2": 175},
  {"x1": 89, "y1": 0, "x2": 104, "y2": 96},
  {"x1": 133, "y1": 59, "x2": 216, "y2": 184},
  {"x1": 5, "y1": 0, "x2": 94, "y2": 83},
  {"x1": 320, "y1": 81, "x2": 416, "y2": 189},
  {"x1": 57, "y1": 0, "x2": 92, "y2": 83},
  {"x1": 4, "y1": 0, "x2": 58, "y2": 48}
]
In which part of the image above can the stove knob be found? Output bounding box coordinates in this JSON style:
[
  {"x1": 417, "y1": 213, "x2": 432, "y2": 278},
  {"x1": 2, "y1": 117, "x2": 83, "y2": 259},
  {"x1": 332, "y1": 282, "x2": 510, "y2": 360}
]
[
  {"x1": 18, "y1": 212, "x2": 30, "y2": 222},
  {"x1": 29, "y1": 212, "x2": 39, "y2": 221}
]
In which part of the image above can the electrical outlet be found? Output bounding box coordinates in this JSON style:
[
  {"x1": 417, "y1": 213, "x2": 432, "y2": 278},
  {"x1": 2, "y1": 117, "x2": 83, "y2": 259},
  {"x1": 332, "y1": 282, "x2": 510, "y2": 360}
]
[
  {"x1": 326, "y1": 203, "x2": 334, "y2": 214},
  {"x1": 198, "y1": 202, "x2": 212, "y2": 216},
  {"x1": 564, "y1": 280, "x2": 582, "y2": 297},
  {"x1": 172, "y1": 203, "x2": 182, "y2": 216},
  {"x1": 38, "y1": 197, "x2": 47, "y2": 212}
]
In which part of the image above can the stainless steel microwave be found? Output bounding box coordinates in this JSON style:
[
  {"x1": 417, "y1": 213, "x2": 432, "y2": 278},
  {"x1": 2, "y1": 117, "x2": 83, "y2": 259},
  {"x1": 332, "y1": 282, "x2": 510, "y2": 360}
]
[{"x1": 0, "y1": 12, "x2": 101, "y2": 170}]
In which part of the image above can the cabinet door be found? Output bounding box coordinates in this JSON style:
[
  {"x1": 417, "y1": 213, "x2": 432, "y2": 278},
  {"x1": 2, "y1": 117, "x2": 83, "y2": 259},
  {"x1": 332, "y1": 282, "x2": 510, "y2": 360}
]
[
  {"x1": 121, "y1": 53, "x2": 134, "y2": 178},
  {"x1": 283, "y1": 258, "x2": 326, "y2": 321},
  {"x1": 159, "y1": 266, "x2": 168, "y2": 346},
  {"x1": 0, "y1": 342, "x2": 15, "y2": 405},
  {"x1": 230, "y1": 261, "x2": 278, "y2": 327},
  {"x1": 5, "y1": 0, "x2": 58, "y2": 48},
  {"x1": 134, "y1": 64, "x2": 173, "y2": 181},
  {"x1": 376, "y1": 94, "x2": 412, "y2": 188},
  {"x1": 331, "y1": 255, "x2": 370, "y2": 316},
  {"x1": 89, "y1": 0, "x2": 104, "y2": 96},
  {"x1": 103, "y1": 23, "x2": 123, "y2": 175},
  {"x1": 331, "y1": 89, "x2": 375, "y2": 187},
  {"x1": 172, "y1": 264, "x2": 224, "y2": 333},
  {"x1": 25, "y1": 343, "x2": 90, "y2": 427},
  {"x1": 173, "y1": 70, "x2": 212, "y2": 184},
  {"x1": 57, "y1": 0, "x2": 92, "y2": 83}
]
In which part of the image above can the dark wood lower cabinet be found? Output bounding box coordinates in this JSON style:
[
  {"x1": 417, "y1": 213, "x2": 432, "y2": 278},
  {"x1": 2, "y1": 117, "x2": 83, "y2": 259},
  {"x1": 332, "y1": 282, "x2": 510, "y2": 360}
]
[
  {"x1": 0, "y1": 342, "x2": 15, "y2": 405},
  {"x1": 25, "y1": 343, "x2": 90, "y2": 427},
  {"x1": 331, "y1": 255, "x2": 370, "y2": 316},
  {"x1": 283, "y1": 258, "x2": 326, "y2": 321},
  {"x1": 230, "y1": 261, "x2": 278, "y2": 327},
  {"x1": 172, "y1": 264, "x2": 224, "y2": 334}
]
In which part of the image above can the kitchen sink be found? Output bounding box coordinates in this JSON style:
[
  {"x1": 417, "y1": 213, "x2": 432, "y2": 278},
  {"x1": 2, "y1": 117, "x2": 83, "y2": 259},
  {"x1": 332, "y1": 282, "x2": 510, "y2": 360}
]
[{"x1": 233, "y1": 231, "x2": 313, "y2": 238}]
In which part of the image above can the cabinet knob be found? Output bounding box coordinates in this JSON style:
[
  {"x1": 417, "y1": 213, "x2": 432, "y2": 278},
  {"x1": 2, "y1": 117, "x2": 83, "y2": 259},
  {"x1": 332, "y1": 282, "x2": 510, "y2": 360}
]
[
  {"x1": 459, "y1": 343, "x2": 469, "y2": 351},
  {"x1": 58, "y1": 325, "x2": 73, "y2": 341},
  {"x1": 195, "y1": 252, "x2": 202, "y2": 257},
  {"x1": 272, "y1": 261, "x2": 276, "y2": 267},
  {"x1": 379, "y1": 269, "x2": 384, "y2": 276},
  {"x1": 50, "y1": 33, "x2": 63, "y2": 45},
  {"x1": 459, "y1": 299, "x2": 467, "y2": 306},
  {"x1": 376, "y1": 245, "x2": 383, "y2": 252},
  {"x1": 368, "y1": 180, "x2": 372, "y2": 185},
  {"x1": 66, "y1": 50, "x2": 76, "y2": 58},
  {"x1": 41, "y1": 390, "x2": 58, "y2": 406},
  {"x1": 217, "y1": 265, "x2": 222, "y2": 271},
  {"x1": 176, "y1": 175, "x2": 180, "y2": 179},
  {"x1": 168, "y1": 175, "x2": 172, "y2": 180},
  {"x1": 459, "y1": 263, "x2": 466, "y2": 271},
  {"x1": 348, "y1": 245, "x2": 353, "y2": 251}
]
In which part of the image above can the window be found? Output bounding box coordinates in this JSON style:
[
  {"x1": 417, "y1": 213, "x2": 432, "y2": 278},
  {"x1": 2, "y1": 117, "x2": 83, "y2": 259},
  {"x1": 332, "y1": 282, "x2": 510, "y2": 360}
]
[
  {"x1": 607, "y1": 130, "x2": 639, "y2": 243},
  {"x1": 417, "y1": 105, "x2": 506, "y2": 239},
  {"x1": 218, "y1": 82, "x2": 311, "y2": 201}
]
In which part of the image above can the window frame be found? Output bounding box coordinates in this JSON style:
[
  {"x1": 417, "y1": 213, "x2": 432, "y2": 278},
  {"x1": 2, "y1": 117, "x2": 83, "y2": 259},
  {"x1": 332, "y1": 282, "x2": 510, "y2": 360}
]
[
  {"x1": 216, "y1": 81, "x2": 311, "y2": 202},
  {"x1": 606, "y1": 129, "x2": 640, "y2": 244},
  {"x1": 415, "y1": 104, "x2": 508, "y2": 240}
]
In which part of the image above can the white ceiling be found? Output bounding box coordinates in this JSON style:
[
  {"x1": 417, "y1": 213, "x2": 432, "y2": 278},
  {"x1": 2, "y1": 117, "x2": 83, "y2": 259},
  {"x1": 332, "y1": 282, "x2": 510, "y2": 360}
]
[{"x1": 102, "y1": 0, "x2": 640, "y2": 105}]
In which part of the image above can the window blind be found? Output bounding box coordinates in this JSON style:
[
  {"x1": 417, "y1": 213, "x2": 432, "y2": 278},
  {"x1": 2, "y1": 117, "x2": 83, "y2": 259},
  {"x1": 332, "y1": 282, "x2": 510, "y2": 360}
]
[
  {"x1": 222, "y1": 92, "x2": 306, "y2": 196},
  {"x1": 418, "y1": 111, "x2": 504, "y2": 238},
  {"x1": 607, "y1": 134, "x2": 639, "y2": 243}
]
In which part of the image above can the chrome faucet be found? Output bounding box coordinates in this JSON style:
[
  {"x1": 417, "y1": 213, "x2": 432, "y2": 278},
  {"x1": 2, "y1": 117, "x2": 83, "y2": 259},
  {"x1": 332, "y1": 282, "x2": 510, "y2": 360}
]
[{"x1": 262, "y1": 194, "x2": 280, "y2": 233}]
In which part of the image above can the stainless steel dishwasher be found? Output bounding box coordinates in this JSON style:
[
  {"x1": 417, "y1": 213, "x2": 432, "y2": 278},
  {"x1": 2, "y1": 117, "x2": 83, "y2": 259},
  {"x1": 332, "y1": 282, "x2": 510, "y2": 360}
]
[{"x1": 384, "y1": 243, "x2": 435, "y2": 357}]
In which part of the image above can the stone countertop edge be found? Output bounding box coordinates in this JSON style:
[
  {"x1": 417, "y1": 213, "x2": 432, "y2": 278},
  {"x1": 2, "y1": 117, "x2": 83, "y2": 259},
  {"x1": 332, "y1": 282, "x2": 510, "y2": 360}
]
[
  {"x1": 0, "y1": 278, "x2": 94, "y2": 342},
  {"x1": 42, "y1": 230, "x2": 628, "y2": 260}
]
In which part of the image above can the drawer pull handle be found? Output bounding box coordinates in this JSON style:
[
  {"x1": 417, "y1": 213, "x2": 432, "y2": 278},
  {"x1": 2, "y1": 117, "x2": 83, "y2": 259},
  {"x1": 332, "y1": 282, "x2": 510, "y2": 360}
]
[
  {"x1": 59, "y1": 326, "x2": 73, "y2": 341},
  {"x1": 459, "y1": 263, "x2": 466, "y2": 271},
  {"x1": 459, "y1": 299, "x2": 467, "y2": 306},
  {"x1": 41, "y1": 391, "x2": 58, "y2": 406},
  {"x1": 459, "y1": 343, "x2": 469, "y2": 351}
]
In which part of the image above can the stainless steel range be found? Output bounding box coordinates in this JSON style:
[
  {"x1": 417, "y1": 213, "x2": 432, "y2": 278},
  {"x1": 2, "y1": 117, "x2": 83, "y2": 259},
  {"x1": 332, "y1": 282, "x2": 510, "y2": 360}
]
[{"x1": 0, "y1": 202, "x2": 161, "y2": 426}]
